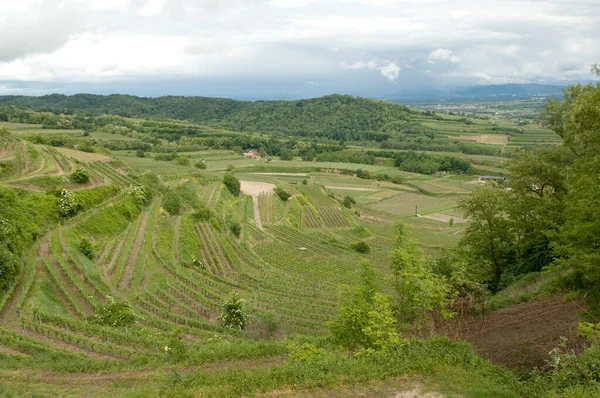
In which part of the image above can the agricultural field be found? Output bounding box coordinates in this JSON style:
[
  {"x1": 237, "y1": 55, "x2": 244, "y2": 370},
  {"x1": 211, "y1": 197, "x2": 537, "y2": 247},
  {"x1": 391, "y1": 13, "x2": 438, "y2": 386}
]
[{"x1": 0, "y1": 100, "x2": 579, "y2": 397}]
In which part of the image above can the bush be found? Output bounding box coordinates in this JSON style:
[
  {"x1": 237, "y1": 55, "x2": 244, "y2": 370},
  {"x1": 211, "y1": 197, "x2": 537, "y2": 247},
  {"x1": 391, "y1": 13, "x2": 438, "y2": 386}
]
[
  {"x1": 275, "y1": 187, "x2": 291, "y2": 201},
  {"x1": 136, "y1": 150, "x2": 145, "y2": 158},
  {"x1": 218, "y1": 291, "x2": 248, "y2": 331},
  {"x1": 191, "y1": 206, "x2": 212, "y2": 222},
  {"x1": 162, "y1": 192, "x2": 182, "y2": 215},
  {"x1": 175, "y1": 156, "x2": 190, "y2": 166},
  {"x1": 342, "y1": 195, "x2": 356, "y2": 208},
  {"x1": 56, "y1": 188, "x2": 80, "y2": 217},
  {"x1": 79, "y1": 237, "x2": 93, "y2": 260},
  {"x1": 351, "y1": 241, "x2": 371, "y2": 254},
  {"x1": 70, "y1": 168, "x2": 89, "y2": 184},
  {"x1": 229, "y1": 221, "x2": 241, "y2": 238},
  {"x1": 194, "y1": 161, "x2": 207, "y2": 169},
  {"x1": 92, "y1": 296, "x2": 137, "y2": 327},
  {"x1": 223, "y1": 172, "x2": 240, "y2": 196}
]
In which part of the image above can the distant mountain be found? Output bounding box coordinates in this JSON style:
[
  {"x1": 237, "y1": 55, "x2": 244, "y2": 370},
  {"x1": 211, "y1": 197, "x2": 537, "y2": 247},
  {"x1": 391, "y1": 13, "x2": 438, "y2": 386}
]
[{"x1": 454, "y1": 84, "x2": 565, "y2": 99}]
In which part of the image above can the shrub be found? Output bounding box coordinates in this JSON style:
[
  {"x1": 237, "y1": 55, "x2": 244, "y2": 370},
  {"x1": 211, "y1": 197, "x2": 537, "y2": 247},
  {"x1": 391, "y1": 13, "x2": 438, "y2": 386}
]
[
  {"x1": 136, "y1": 150, "x2": 145, "y2": 158},
  {"x1": 79, "y1": 237, "x2": 93, "y2": 260},
  {"x1": 128, "y1": 184, "x2": 150, "y2": 207},
  {"x1": 70, "y1": 168, "x2": 89, "y2": 184},
  {"x1": 223, "y1": 172, "x2": 240, "y2": 196},
  {"x1": 210, "y1": 216, "x2": 221, "y2": 232},
  {"x1": 194, "y1": 161, "x2": 207, "y2": 169},
  {"x1": 175, "y1": 156, "x2": 190, "y2": 166},
  {"x1": 302, "y1": 179, "x2": 308, "y2": 185},
  {"x1": 229, "y1": 221, "x2": 241, "y2": 238},
  {"x1": 351, "y1": 241, "x2": 371, "y2": 254},
  {"x1": 218, "y1": 291, "x2": 248, "y2": 331},
  {"x1": 342, "y1": 195, "x2": 356, "y2": 208},
  {"x1": 274, "y1": 187, "x2": 291, "y2": 201},
  {"x1": 191, "y1": 206, "x2": 212, "y2": 222},
  {"x1": 162, "y1": 192, "x2": 182, "y2": 215},
  {"x1": 56, "y1": 188, "x2": 80, "y2": 217},
  {"x1": 92, "y1": 296, "x2": 137, "y2": 327}
]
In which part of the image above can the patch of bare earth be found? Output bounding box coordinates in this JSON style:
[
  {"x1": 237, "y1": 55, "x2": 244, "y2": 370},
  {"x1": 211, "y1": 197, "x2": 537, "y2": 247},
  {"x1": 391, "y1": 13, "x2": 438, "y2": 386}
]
[
  {"x1": 439, "y1": 296, "x2": 586, "y2": 368},
  {"x1": 421, "y1": 213, "x2": 467, "y2": 223},
  {"x1": 0, "y1": 345, "x2": 29, "y2": 356},
  {"x1": 449, "y1": 134, "x2": 508, "y2": 146},
  {"x1": 241, "y1": 181, "x2": 275, "y2": 231}
]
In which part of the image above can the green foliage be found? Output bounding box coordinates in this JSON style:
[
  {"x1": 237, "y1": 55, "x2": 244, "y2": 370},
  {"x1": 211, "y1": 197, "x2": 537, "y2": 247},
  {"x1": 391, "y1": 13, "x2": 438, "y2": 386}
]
[
  {"x1": 342, "y1": 195, "x2": 356, "y2": 209},
  {"x1": 69, "y1": 168, "x2": 89, "y2": 184},
  {"x1": 457, "y1": 184, "x2": 515, "y2": 291},
  {"x1": 394, "y1": 151, "x2": 472, "y2": 174},
  {"x1": 56, "y1": 188, "x2": 80, "y2": 217},
  {"x1": 223, "y1": 172, "x2": 240, "y2": 196},
  {"x1": 175, "y1": 156, "x2": 190, "y2": 166},
  {"x1": 162, "y1": 192, "x2": 182, "y2": 215},
  {"x1": 274, "y1": 186, "x2": 290, "y2": 201},
  {"x1": 392, "y1": 224, "x2": 454, "y2": 328},
  {"x1": 128, "y1": 184, "x2": 150, "y2": 207},
  {"x1": 329, "y1": 262, "x2": 402, "y2": 355},
  {"x1": 218, "y1": 291, "x2": 248, "y2": 331},
  {"x1": 136, "y1": 149, "x2": 145, "y2": 158},
  {"x1": 91, "y1": 296, "x2": 138, "y2": 327},
  {"x1": 78, "y1": 237, "x2": 93, "y2": 260},
  {"x1": 229, "y1": 221, "x2": 241, "y2": 238},
  {"x1": 350, "y1": 241, "x2": 370, "y2": 254},
  {"x1": 279, "y1": 148, "x2": 293, "y2": 160},
  {"x1": 194, "y1": 160, "x2": 206, "y2": 169},
  {"x1": 287, "y1": 342, "x2": 326, "y2": 362}
]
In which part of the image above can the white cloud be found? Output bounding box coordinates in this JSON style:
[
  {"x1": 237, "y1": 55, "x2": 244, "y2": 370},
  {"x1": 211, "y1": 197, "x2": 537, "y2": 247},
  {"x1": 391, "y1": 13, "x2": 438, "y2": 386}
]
[
  {"x1": 0, "y1": 0, "x2": 599, "y2": 94},
  {"x1": 428, "y1": 49, "x2": 461, "y2": 64},
  {"x1": 342, "y1": 58, "x2": 400, "y2": 82}
]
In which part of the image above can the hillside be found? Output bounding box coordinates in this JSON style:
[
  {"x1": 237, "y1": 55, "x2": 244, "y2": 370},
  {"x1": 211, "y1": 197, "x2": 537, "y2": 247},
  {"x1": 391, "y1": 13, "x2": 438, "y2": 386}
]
[{"x1": 0, "y1": 86, "x2": 597, "y2": 397}]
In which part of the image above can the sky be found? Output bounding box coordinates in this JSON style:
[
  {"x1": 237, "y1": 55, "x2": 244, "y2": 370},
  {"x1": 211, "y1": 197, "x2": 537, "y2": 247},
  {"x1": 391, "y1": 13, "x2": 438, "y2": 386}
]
[{"x1": 0, "y1": 0, "x2": 599, "y2": 99}]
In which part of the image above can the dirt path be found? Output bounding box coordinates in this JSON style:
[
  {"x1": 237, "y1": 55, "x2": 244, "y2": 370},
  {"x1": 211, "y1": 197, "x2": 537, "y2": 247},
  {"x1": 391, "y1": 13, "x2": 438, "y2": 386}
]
[
  {"x1": 439, "y1": 296, "x2": 586, "y2": 368},
  {"x1": 325, "y1": 186, "x2": 377, "y2": 191},
  {"x1": 119, "y1": 211, "x2": 150, "y2": 290}
]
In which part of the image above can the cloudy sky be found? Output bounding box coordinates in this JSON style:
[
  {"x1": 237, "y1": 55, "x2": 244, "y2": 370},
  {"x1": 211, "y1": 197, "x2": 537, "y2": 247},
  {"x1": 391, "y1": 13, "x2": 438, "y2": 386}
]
[{"x1": 0, "y1": 0, "x2": 598, "y2": 99}]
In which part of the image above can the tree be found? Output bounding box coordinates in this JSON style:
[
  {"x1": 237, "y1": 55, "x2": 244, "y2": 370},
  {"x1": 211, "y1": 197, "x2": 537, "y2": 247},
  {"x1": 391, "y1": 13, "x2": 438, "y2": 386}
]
[
  {"x1": 392, "y1": 224, "x2": 454, "y2": 328},
  {"x1": 329, "y1": 262, "x2": 401, "y2": 355},
  {"x1": 223, "y1": 172, "x2": 240, "y2": 196},
  {"x1": 274, "y1": 187, "x2": 290, "y2": 201},
  {"x1": 548, "y1": 67, "x2": 600, "y2": 307},
  {"x1": 457, "y1": 184, "x2": 516, "y2": 291},
  {"x1": 162, "y1": 192, "x2": 182, "y2": 215},
  {"x1": 279, "y1": 148, "x2": 293, "y2": 160},
  {"x1": 136, "y1": 149, "x2": 145, "y2": 158},
  {"x1": 218, "y1": 291, "x2": 248, "y2": 330},
  {"x1": 342, "y1": 195, "x2": 355, "y2": 209}
]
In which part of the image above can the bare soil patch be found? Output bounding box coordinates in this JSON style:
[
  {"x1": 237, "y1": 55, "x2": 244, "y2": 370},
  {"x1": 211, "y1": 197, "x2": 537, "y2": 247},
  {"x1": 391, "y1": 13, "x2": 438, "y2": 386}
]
[
  {"x1": 449, "y1": 134, "x2": 509, "y2": 146},
  {"x1": 439, "y1": 296, "x2": 586, "y2": 368},
  {"x1": 240, "y1": 181, "x2": 276, "y2": 196},
  {"x1": 422, "y1": 213, "x2": 467, "y2": 223}
]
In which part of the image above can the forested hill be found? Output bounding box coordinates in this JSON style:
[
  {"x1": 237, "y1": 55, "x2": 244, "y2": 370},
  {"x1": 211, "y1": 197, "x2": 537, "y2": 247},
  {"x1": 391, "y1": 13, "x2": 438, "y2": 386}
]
[{"x1": 0, "y1": 94, "x2": 419, "y2": 142}]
